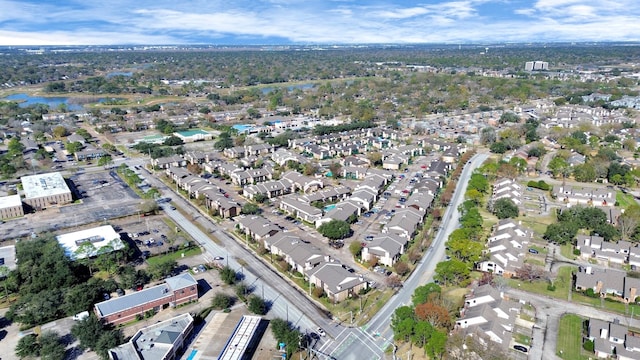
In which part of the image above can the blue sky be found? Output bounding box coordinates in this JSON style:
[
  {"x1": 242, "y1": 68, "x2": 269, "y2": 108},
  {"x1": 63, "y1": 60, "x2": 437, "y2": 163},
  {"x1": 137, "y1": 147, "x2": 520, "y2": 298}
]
[{"x1": 1, "y1": 0, "x2": 639, "y2": 45}]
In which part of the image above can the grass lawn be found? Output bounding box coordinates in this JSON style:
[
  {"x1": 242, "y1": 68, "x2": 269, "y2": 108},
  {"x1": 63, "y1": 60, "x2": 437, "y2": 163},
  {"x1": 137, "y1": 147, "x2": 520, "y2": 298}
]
[
  {"x1": 616, "y1": 191, "x2": 636, "y2": 208},
  {"x1": 557, "y1": 314, "x2": 590, "y2": 360},
  {"x1": 560, "y1": 243, "x2": 577, "y2": 260},
  {"x1": 508, "y1": 265, "x2": 575, "y2": 300},
  {"x1": 514, "y1": 332, "x2": 531, "y2": 346},
  {"x1": 146, "y1": 247, "x2": 202, "y2": 265}
]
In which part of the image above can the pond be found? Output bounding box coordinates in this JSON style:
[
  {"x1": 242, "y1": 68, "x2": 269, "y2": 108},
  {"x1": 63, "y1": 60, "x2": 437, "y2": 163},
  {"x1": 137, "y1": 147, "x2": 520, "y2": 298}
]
[{"x1": 261, "y1": 83, "x2": 315, "y2": 94}]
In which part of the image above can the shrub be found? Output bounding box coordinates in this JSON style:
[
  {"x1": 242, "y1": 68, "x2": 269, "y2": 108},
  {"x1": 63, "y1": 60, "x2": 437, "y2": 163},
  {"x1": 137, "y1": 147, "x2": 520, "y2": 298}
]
[{"x1": 583, "y1": 339, "x2": 594, "y2": 352}]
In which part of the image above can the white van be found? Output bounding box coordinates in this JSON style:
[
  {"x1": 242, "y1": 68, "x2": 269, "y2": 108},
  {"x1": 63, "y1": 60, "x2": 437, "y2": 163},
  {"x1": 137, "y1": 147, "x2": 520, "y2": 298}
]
[{"x1": 73, "y1": 311, "x2": 89, "y2": 321}]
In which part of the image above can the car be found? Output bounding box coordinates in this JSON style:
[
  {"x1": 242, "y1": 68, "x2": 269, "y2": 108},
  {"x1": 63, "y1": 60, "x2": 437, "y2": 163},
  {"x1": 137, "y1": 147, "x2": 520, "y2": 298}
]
[
  {"x1": 363, "y1": 212, "x2": 372, "y2": 218},
  {"x1": 198, "y1": 264, "x2": 207, "y2": 273},
  {"x1": 528, "y1": 248, "x2": 539, "y2": 254},
  {"x1": 214, "y1": 256, "x2": 224, "y2": 260},
  {"x1": 317, "y1": 328, "x2": 326, "y2": 337},
  {"x1": 141, "y1": 250, "x2": 151, "y2": 258},
  {"x1": 116, "y1": 288, "x2": 125, "y2": 297},
  {"x1": 365, "y1": 235, "x2": 374, "y2": 241},
  {"x1": 513, "y1": 345, "x2": 528, "y2": 353},
  {"x1": 192, "y1": 267, "x2": 200, "y2": 274},
  {"x1": 169, "y1": 206, "x2": 176, "y2": 210},
  {"x1": 103, "y1": 293, "x2": 110, "y2": 300}
]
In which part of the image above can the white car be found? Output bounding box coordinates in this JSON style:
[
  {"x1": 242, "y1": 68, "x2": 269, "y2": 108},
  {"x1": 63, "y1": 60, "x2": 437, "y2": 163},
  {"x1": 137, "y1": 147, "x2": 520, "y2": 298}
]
[{"x1": 317, "y1": 328, "x2": 326, "y2": 337}]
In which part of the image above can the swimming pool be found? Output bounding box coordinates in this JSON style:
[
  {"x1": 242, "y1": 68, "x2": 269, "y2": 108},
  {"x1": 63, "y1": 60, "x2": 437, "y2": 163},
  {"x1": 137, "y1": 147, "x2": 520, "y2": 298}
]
[{"x1": 324, "y1": 204, "x2": 337, "y2": 212}]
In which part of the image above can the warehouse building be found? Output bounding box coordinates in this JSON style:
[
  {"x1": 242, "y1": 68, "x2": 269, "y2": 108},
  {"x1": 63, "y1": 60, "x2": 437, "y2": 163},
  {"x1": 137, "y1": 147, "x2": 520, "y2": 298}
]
[{"x1": 20, "y1": 172, "x2": 72, "y2": 210}]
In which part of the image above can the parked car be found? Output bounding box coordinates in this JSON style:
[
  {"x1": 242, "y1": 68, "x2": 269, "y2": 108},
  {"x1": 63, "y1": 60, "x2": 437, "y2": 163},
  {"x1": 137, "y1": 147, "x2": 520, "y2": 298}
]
[
  {"x1": 528, "y1": 248, "x2": 539, "y2": 254},
  {"x1": 116, "y1": 288, "x2": 125, "y2": 297},
  {"x1": 513, "y1": 345, "x2": 528, "y2": 353},
  {"x1": 317, "y1": 328, "x2": 326, "y2": 337}
]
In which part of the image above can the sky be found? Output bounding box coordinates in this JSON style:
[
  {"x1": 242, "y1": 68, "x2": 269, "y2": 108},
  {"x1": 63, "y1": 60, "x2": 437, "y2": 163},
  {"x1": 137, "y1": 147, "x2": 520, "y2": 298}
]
[{"x1": 1, "y1": 0, "x2": 639, "y2": 46}]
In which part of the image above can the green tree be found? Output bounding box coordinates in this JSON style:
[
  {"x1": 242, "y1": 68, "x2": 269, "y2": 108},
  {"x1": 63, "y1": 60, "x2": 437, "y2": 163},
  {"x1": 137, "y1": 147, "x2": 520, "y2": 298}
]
[
  {"x1": 247, "y1": 295, "x2": 267, "y2": 315},
  {"x1": 214, "y1": 132, "x2": 234, "y2": 150},
  {"x1": 425, "y1": 329, "x2": 447, "y2": 358},
  {"x1": 391, "y1": 306, "x2": 416, "y2": 342},
  {"x1": 211, "y1": 293, "x2": 234, "y2": 309},
  {"x1": 163, "y1": 136, "x2": 184, "y2": 146},
  {"x1": 7, "y1": 138, "x2": 25, "y2": 156},
  {"x1": 71, "y1": 315, "x2": 105, "y2": 350},
  {"x1": 219, "y1": 266, "x2": 237, "y2": 285},
  {"x1": 434, "y1": 260, "x2": 470, "y2": 286},
  {"x1": 75, "y1": 128, "x2": 92, "y2": 141},
  {"x1": 241, "y1": 203, "x2": 260, "y2": 215},
  {"x1": 15, "y1": 334, "x2": 40, "y2": 358},
  {"x1": 65, "y1": 141, "x2": 83, "y2": 154},
  {"x1": 548, "y1": 156, "x2": 570, "y2": 178},
  {"x1": 489, "y1": 142, "x2": 507, "y2": 154},
  {"x1": 95, "y1": 329, "x2": 124, "y2": 359},
  {"x1": 39, "y1": 331, "x2": 66, "y2": 360},
  {"x1": 97, "y1": 155, "x2": 113, "y2": 168},
  {"x1": 468, "y1": 173, "x2": 489, "y2": 193},
  {"x1": 492, "y1": 198, "x2": 519, "y2": 219},
  {"x1": 412, "y1": 283, "x2": 441, "y2": 307},
  {"x1": 573, "y1": 163, "x2": 597, "y2": 182},
  {"x1": 349, "y1": 241, "x2": 363, "y2": 257},
  {"x1": 544, "y1": 221, "x2": 579, "y2": 244},
  {"x1": 446, "y1": 234, "x2": 483, "y2": 264},
  {"x1": 317, "y1": 220, "x2": 351, "y2": 240},
  {"x1": 147, "y1": 258, "x2": 177, "y2": 280}
]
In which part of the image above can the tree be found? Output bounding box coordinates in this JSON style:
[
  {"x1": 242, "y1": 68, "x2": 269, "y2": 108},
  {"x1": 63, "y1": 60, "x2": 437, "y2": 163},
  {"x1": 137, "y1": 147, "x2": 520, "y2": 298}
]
[
  {"x1": 548, "y1": 156, "x2": 570, "y2": 178},
  {"x1": 247, "y1": 295, "x2": 267, "y2": 315},
  {"x1": 412, "y1": 283, "x2": 441, "y2": 307},
  {"x1": 573, "y1": 163, "x2": 597, "y2": 182},
  {"x1": 415, "y1": 302, "x2": 451, "y2": 328},
  {"x1": 467, "y1": 173, "x2": 489, "y2": 193},
  {"x1": 95, "y1": 329, "x2": 124, "y2": 359},
  {"x1": 303, "y1": 162, "x2": 319, "y2": 176},
  {"x1": 147, "y1": 258, "x2": 177, "y2": 280},
  {"x1": 434, "y1": 260, "x2": 470, "y2": 286},
  {"x1": 7, "y1": 137, "x2": 25, "y2": 156},
  {"x1": 65, "y1": 141, "x2": 83, "y2": 154},
  {"x1": 39, "y1": 331, "x2": 66, "y2": 360},
  {"x1": 219, "y1": 266, "x2": 237, "y2": 285},
  {"x1": 317, "y1": 220, "x2": 351, "y2": 240},
  {"x1": 328, "y1": 162, "x2": 342, "y2": 178},
  {"x1": 492, "y1": 198, "x2": 519, "y2": 219},
  {"x1": 425, "y1": 330, "x2": 447, "y2": 359},
  {"x1": 618, "y1": 205, "x2": 640, "y2": 240},
  {"x1": 391, "y1": 306, "x2": 416, "y2": 342},
  {"x1": 214, "y1": 132, "x2": 234, "y2": 150},
  {"x1": 15, "y1": 334, "x2": 40, "y2": 358},
  {"x1": 386, "y1": 274, "x2": 403, "y2": 288},
  {"x1": 480, "y1": 127, "x2": 496, "y2": 145},
  {"x1": 97, "y1": 155, "x2": 113, "y2": 168},
  {"x1": 489, "y1": 141, "x2": 507, "y2": 154},
  {"x1": 139, "y1": 199, "x2": 159, "y2": 215},
  {"x1": 349, "y1": 241, "x2": 363, "y2": 257},
  {"x1": 163, "y1": 136, "x2": 184, "y2": 146},
  {"x1": 394, "y1": 261, "x2": 410, "y2": 276},
  {"x1": 241, "y1": 203, "x2": 260, "y2": 215},
  {"x1": 543, "y1": 221, "x2": 579, "y2": 244},
  {"x1": 366, "y1": 151, "x2": 383, "y2": 166},
  {"x1": 211, "y1": 293, "x2": 234, "y2": 309},
  {"x1": 52, "y1": 126, "x2": 69, "y2": 138},
  {"x1": 515, "y1": 264, "x2": 546, "y2": 282}
]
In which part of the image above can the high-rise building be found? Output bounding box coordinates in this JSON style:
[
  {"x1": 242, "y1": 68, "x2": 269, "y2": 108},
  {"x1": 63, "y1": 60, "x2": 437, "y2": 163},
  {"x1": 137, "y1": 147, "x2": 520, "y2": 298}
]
[{"x1": 525, "y1": 61, "x2": 548, "y2": 71}]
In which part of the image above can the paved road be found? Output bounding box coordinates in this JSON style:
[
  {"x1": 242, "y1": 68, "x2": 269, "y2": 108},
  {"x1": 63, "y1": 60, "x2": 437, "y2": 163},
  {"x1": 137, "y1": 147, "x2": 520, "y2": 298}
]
[
  {"x1": 507, "y1": 288, "x2": 640, "y2": 360},
  {"x1": 352, "y1": 152, "x2": 491, "y2": 351}
]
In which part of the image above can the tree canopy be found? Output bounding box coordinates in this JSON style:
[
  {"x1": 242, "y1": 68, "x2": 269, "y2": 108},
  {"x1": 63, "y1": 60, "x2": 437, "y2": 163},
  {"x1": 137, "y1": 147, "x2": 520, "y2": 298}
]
[{"x1": 317, "y1": 220, "x2": 352, "y2": 240}]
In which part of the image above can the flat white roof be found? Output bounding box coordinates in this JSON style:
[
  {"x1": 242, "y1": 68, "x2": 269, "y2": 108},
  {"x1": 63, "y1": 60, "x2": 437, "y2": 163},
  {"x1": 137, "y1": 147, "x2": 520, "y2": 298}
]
[
  {"x1": 218, "y1": 315, "x2": 262, "y2": 360},
  {"x1": 56, "y1": 225, "x2": 124, "y2": 260},
  {"x1": 21, "y1": 172, "x2": 70, "y2": 199},
  {"x1": 0, "y1": 194, "x2": 22, "y2": 209}
]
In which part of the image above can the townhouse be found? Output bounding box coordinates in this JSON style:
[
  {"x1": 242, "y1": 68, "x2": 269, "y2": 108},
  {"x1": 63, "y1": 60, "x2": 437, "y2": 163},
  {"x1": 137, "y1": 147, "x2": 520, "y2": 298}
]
[
  {"x1": 307, "y1": 262, "x2": 368, "y2": 303},
  {"x1": 492, "y1": 178, "x2": 523, "y2": 207},
  {"x1": 455, "y1": 284, "x2": 521, "y2": 349},
  {"x1": 477, "y1": 219, "x2": 532, "y2": 277},
  {"x1": 382, "y1": 207, "x2": 425, "y2": 239},
  {"x1": 279, "y1": 196, "x2": 323, "y2": 224},
  {"x1": 552, "y1": 185, "x2": 615, "y2": 207},
  {"x1": 588, "y1": 318, "x2": 640, "y2": 359},
  {"x1": 576, "y1": 235, "x2": 632, "y2": 265},
  {"x1": 575, "y1": 266, "x2": 640, "y2": 303},
  {"x1": 237, "y1": 215, "x2": 281, "y2": 242},
  {"x1": 361, "y1": 233, "x2": 407, "y2": 267}
]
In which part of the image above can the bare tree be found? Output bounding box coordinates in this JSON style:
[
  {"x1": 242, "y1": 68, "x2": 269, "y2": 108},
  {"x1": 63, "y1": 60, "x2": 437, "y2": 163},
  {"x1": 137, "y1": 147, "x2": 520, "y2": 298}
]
[{"x1": 515, "y1": 264, "x2": 546, "y2": 282}]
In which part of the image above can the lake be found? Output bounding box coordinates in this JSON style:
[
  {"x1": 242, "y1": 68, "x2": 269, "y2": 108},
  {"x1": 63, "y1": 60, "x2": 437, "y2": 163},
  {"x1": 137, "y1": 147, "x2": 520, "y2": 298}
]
[
  {"x1": 2, "y1": 93, "x2": 84, "y2": 110},
  {"x1": 1, "y1": 93, "x2": 124, "y2": 111}
]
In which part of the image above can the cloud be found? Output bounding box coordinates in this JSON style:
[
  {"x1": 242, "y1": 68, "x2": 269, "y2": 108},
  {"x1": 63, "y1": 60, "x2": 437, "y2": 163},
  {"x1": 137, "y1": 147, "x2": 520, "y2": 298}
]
[{"x1": 0, "y1": 0, "x2": 639, "y2": 45}]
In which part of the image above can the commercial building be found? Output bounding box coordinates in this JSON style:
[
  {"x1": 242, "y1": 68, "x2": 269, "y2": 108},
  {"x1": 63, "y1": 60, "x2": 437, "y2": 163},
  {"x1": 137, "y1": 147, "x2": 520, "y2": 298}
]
[
  {"x1": 108, "y1": 313, "x2": 194, "y2": 360},
  {"x1": 218, "y1": 316, "x2": 265, "y2": 360},
  {"x1": 20, "y1": 172, "x2": 72, "y2": 210},
  {"x1": 0, "y1": 194, "x2": 23, "y2": 219},
  {"x1": 94, "y1": 273, "x2": 198, "y2": 326},
  {"x1": 524, "y1": 61, "x2": 549, "y2": 71},
  {"x1": 174, "y1": 129, "x2": 213, "y2": 143},
  {"x1": 56, "y1": 225, "x2": 124, "y2": 260}
]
